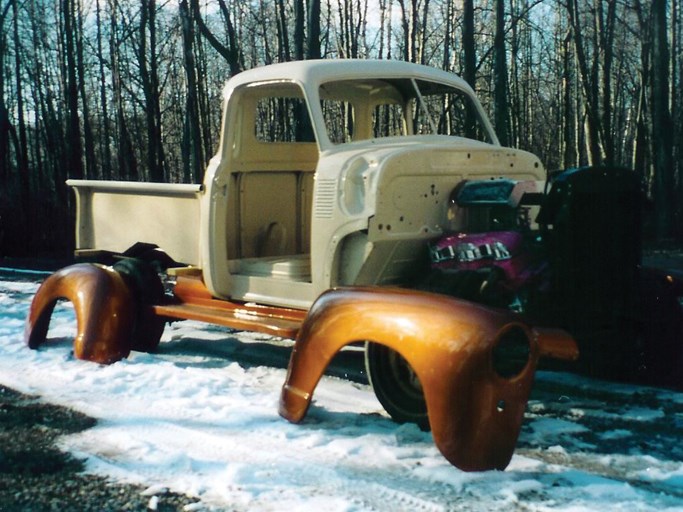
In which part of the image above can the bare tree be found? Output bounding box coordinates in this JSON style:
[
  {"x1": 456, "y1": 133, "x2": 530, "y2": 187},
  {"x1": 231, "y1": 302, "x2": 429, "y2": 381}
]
[
  {"x1": 493, "y1": 0, "x2": 510, "y2": 146},
  {"x1": 190, "y1": 0, "x2": 242, "y2": 76},
  {"x1": 140, "y1": 0, "x2": 166, "y2": 182},
  {"x1": 631, "y1": 0, "x2": 651, "y2": 183},
  {"x1": 109, "y1": 0, "x2": 138, "y2": 181},
  {"x1": 95, "y1": 0, "x2": 112, "y2": 179},
  {"x1": 596, "y1": 0, "x2": 616, "y2": 164},
  {"x1": 74, "y1": 0, "x2": 95, "y2": 179},
  {"x1": 561, "y1": 28, "x2": 577, "y2": 168},
  {"x1": 672, "y1": 0, "x2": 683, "y2": 236},
  {"x1": 441, "y1": 0, "x2": 454, "y2": 70},
  {"x1": 651, "y1": 0, "x2": 675, "y2": 238},
  {"x1": 0, "y1": 1, "x2": 13, "y2": 184},
  {"x1": 61, "y1": 0, "x2": 85, "y2": 180},
  {"x1": 378, "y1": 0, "x2": 393, "y2": 60},
  {"x1": 565, "y1": 0, "x2": 603, "y2": 164},
  {"x1": 294, "y1": 0, "x2": 305, "y2": 60},
  {"x1": 462, "y1": 0, "x2": 476, "y2": 89},
  {"x1": 308, "y1": 0, "x2": 321, "y2": 59},
  {"x1": 397, "y1": 0, "x2": 414, "y2": 62},
  {"x1": 179, "y1": 0, "x2": 204, "y2": 182},
  {"x1": 276, "y1": 0, "x2": 292, "y2": 61},
  {"x1": 462, "y1": 0, "x2": 477, "y2": 139},
  {"x1": 336, "y1": 0, "x2": 367, "y2": 58}
]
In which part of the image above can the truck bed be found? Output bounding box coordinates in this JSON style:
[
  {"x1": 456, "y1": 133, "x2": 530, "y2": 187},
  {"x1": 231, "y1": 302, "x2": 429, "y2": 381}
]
[{"x1": 68, "y1": 180, "x2": 203, "y2": 265}]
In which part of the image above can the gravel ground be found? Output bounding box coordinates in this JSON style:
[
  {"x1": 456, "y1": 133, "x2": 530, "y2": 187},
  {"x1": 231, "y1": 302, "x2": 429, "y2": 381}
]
[{"x1": 0, "y1": 386, "x2": 201, "y2": 512}]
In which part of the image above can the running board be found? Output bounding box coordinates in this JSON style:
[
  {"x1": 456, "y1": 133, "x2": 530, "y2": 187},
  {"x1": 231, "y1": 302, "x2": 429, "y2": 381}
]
[{"x1": 151, "y1": 302, "x2": 304, "y2": 339}]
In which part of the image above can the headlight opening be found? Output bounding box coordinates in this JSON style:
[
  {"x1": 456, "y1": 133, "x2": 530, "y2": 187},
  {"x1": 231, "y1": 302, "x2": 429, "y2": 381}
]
[{"x1": 492, "y1": 326, "x2": 531, "y2": 379}]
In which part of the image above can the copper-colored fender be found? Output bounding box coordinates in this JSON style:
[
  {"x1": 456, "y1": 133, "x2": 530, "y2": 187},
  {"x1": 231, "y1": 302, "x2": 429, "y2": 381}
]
[
  {"x1": 24, "y1": 263, "x2": 135, "y2": 364},
  {"x1": 279, "y1": 287, "x2": 578, "y2": 472}
]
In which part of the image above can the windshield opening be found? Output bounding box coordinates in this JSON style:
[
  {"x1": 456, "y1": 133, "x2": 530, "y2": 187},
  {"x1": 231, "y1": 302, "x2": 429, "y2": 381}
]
[{"x1": 318, "y1": 78, "x2": 493, "y2": 145}]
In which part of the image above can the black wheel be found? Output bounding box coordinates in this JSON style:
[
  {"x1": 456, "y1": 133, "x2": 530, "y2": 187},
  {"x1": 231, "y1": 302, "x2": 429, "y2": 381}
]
[
  {"x1": 364, "y1": 342, "x2": 429, "y2": 430},
  {"x1": 113, "y1": 258, "x2": 166, "y2": 353}
]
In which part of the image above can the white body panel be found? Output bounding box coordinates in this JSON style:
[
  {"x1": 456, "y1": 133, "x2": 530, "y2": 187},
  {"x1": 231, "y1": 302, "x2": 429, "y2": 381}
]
[{"x1": 68, "y1": 180, "x2": 203, "y2": 266}]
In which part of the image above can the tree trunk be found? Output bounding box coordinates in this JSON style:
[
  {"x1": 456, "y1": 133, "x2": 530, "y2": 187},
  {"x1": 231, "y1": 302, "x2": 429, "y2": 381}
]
[
  {"x1": 561, "y1": 29, "x2": 577, "y2": 168},
  {"x1": 109, "y1": 0, "x2": 138, "y2": 181},
  {"x1": 191, "y1": 0, "x2": 242, "y2": 76},
  {"x1": 463, "y1": 0, "x2": 477, "y2": 139},
  {"x1": 0, "y1": 1, "x2": 13, "y2": 183},
  {"x1": 442, "y1": 0, "x2": 453, "y2": 71},
  {"x1": 493, "y1": 0, "x2": 510, "y2": 146},
  {"x1": 61, "y1": 0, "x2": 84, "y2": 180},
  {"x1": 12, "y1": 0, "x2": 30, "y2": 245},
  {"x1": 631, "y1": 1, "x2": 651, "y2": 186},
  {"x1": 95, "y1": 0, "x2": 112, "y2": 179},
  {"x1": 651, "y1": 0, "x2": 675, "y2": 239},
  {"x1": 294, "y1": 0, "x2": 305, "y2": 60},
  {"x1": 566, "y1": 0, "x2": 603, "y2": 165},
  {"x1": 179, "y1": 0, "x2": 204, "y2": 182},
  {"x1": 140, "y1": 0, "x2": 166, "y2": 182},
  {"x1": 276, "y1": 0, "x2": 291, "y2": 61},
  {"x1": 672, "y1": 0, "x2": 683, "y2": 237},
  {"x1": 383, "y1": 0, "x2": 393, "y2": 59},
  {"x1": 396, "y1": 0, "x2": 410, "y2": 62},
  {"x1": 74, "y1": 0, "x2": 95, "y2": 179},
  {"x1": 340, "y1": 0, "x2": 360, "y2": 59},
  {"x1": 419, "y1": 0, "x2": 430, "y2": 65},
  {"x1": 597, "y1": 0, "x2": 616, "y2": 165},
  {"x1": 308, "y1": 0, "x2": 321, "y2": 59}
]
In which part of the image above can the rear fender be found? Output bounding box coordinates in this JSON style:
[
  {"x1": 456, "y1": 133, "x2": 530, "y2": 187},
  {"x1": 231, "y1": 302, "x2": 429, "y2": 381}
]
[
  {"x1": 24, "y1": 263, "x2": 135, "y2": 364},
  {"x1": 279, "y1": 287, "x2": 577, "y2": 471}
]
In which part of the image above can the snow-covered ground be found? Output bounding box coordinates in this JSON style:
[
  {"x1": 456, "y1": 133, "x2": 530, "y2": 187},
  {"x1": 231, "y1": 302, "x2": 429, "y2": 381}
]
[{"x1": 2, "y1": 267, "x2": 683, "y2": 511}]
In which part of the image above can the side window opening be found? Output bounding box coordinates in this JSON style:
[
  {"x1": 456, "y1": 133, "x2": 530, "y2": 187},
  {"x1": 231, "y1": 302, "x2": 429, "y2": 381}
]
[
  {"x1": 321, "y1": 100, "x2": 355, "y2": 144},
  {"x1": 255, "y1": 96, "x2": 315, "y2": 143},
  {"x1": 373, "y1": 103, "x2": 406, "y2": 138}
]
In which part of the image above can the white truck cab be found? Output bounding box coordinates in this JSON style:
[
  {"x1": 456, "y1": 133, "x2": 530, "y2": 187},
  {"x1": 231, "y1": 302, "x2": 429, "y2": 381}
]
[{"x1": 69, "y1": 59, "x2": 545, "y2": 309}]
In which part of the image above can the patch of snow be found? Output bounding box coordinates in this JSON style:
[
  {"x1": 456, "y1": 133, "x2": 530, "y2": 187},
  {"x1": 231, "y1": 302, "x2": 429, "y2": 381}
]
[{"x1": 1, "y1": 271, "x2": 683, "y2": 510}]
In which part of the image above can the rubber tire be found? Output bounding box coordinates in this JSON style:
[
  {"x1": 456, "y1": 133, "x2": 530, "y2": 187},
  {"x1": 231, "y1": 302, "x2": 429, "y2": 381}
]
[
  {"x1": 364, "y1": 342, "x2": 430, "y2": 431},
  {"x1": 113, "y1": 258, "x2": 166, "y2": 353}
]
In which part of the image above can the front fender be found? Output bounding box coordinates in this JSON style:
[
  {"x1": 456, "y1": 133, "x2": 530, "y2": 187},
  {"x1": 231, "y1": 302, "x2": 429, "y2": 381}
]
[
  {"x1": 24, "y1": 263, "x2": 135, "y2": 364},
  {"x1": 279, "y1": 287, "x2": 577, "y2": 471}
]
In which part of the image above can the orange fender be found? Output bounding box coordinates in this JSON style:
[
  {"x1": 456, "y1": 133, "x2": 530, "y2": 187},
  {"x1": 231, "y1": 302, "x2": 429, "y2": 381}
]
[
  {"x1": 24, "y1": 263, "x2": 135, "y2": 364},
  {"x1": 280, "y1": 287, "x2": 578, "y2": 472}
]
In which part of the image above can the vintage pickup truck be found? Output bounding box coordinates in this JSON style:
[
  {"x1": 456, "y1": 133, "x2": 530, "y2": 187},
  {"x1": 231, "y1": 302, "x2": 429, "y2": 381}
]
[{"x1": 25, "y1": 59, "x2": 580, "y2": 472}]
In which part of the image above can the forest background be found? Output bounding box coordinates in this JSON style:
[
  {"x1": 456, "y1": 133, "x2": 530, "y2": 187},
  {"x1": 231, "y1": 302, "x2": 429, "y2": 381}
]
[{"x1": 0, "y1": 0, "x2": 680, "y2": 257}]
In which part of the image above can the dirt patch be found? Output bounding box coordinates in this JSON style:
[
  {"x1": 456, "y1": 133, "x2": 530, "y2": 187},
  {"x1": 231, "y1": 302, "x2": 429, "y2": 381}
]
[{"x1": 0, "y1": 386, "x2": 201, "y2": 511}]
